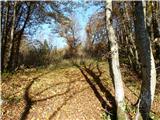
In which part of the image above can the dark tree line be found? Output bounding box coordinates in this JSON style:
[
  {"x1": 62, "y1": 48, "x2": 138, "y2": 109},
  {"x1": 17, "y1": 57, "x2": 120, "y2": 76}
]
[{"x1": 1, "y1": 1, "x2": 41, "y2": 71}]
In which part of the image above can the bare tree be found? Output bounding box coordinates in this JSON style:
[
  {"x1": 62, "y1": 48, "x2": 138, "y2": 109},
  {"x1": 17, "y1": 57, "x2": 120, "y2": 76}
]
[
  {"x1": 85, "y1": 10, "x2": 108, "y2": 58},
  {"x1": 57, "y1": 18, "x2": 81, "y2": 58}
]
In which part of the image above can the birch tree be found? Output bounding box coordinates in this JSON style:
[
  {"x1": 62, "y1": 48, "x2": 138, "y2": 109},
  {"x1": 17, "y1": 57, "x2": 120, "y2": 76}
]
[
  {"x1": 105, "y1": 0, "x2": 127, "y2": 119},
  {"x1": 134, "y1": 1, "x2": 157, "y2": 119}
]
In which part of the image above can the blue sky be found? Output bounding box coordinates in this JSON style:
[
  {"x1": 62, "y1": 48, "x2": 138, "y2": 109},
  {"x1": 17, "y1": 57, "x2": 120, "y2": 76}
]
[{"x1": 33, "y1": 2, "x2": 101, "y2": 49}]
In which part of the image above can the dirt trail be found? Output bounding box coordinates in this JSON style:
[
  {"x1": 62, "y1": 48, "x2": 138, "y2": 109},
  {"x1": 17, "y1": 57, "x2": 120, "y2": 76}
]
[
  {"x1": 2, "y1": 67, "x2": 104, "y2": 120},
  {"x1": 2, "y1": 63, "x2": 160, "y2": 120}
]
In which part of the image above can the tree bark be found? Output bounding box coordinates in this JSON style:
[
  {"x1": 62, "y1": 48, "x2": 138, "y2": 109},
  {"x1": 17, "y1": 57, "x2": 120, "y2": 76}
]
[
  {"x1": 5, "y1": 2, "x2": 17, "y2": 71},
  {"x1": 134, "y1": 1, "x2": 157, "y2": 119},
  {"x1": 124, "y1": 2, "x2": 140, "y2": 72},
  {"x1": 106, "y1": 0, "x2": 127, "y2": 119},
  {"x1": 1, "y1": 2, "x2": 10, "y2": 71}
]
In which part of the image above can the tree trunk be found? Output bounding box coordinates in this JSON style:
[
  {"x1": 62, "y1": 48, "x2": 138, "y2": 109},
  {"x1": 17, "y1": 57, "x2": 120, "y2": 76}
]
[
  {"x1": 1, "y1": 2, "x2": 4, "y2": 45},
  {"x1": 124, "y1": 2, "x2": 140, "y2": 72},
  {"x1": 7, "y1": 2, "x2": 17, "y2": 71},
  {"x1": 106, "y1": 0, "x2": 127, "y2": 119},
  {"x1": 2, "y1": 2, "x2": 17, "y2": 71},
  {"x1": 134, "y1": 1, "x2": 157, "y2": 119},
  {"x1": 1, "y1": 2, "x2": 10, "y2": 71}
]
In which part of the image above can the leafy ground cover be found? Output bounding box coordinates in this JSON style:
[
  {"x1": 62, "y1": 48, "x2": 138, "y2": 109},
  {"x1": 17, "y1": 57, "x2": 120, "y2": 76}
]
[{"x1": 1, "y1": 60, "x2": 160, "y2": 120}]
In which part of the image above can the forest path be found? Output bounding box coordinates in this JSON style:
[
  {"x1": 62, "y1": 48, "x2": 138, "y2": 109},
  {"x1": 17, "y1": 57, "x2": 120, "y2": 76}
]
[
  {"x1": 2, "y1": 65, "x2": 106, "y2": 120},
  {"x1": 2, "y1": 61, "x2": 160, "y2": 120}
]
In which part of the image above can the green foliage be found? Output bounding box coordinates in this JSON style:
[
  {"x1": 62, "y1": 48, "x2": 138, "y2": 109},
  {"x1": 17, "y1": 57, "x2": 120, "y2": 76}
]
[
  {"x1": 101, "y1": 112, "x2": 111, "y2": 120},
  {"x1": 1, "y1": 70, "x2": 12, "y2": 80},
  {"x1": 150, "y1": 112, "x2": 160, "y2": 120},
  {"x1": 5, "y1": 96, "x2": 22, "y2": 104}
]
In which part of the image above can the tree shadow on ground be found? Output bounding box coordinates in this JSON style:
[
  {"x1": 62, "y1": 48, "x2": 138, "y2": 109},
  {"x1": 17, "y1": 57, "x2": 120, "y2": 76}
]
[
  {"x1": 20, "y1": 71, "x2": 86, "y2": 120},
  {"x1": 48, "y1": 87, "x2": 89, "y2": 120},
  {"x1": 74, "y1": 62, "x2": 117, "y2": 120},
  {"x1": 20, "y1": 72, "x2": 52, "y2": 120}
]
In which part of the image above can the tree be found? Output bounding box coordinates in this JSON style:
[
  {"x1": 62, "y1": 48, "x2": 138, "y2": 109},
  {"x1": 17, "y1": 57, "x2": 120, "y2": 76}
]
[
  {"x1": 1, "y1": 1, "x2": 17, "y2": 71},
  {"x1": 85, "y1": 10, "x2": 108, "y2": 58},
  {"x1": 1, "y1": 1, "x2": 38, "y2": 71},
  {"x1": 105, "y1": 0, "x2": 127, "y2": 119},
  {"x1": 57, "y1": 18, "x2": 81, "y2": 58},
  {"x1": 7, "y1": 2, "x2": 33, "y2": 71},
  {"x1": 134, "y1": 1, "x2": 157, "y2": 119},
  {"x1": 120, "y1": 2, "x2": 140, "y2": 72}
]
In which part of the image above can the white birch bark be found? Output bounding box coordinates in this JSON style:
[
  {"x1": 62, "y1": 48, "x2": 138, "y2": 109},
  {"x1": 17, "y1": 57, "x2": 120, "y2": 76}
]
[{"x1": 106, "y1": 0, "x2": 127, "y2": 119}]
